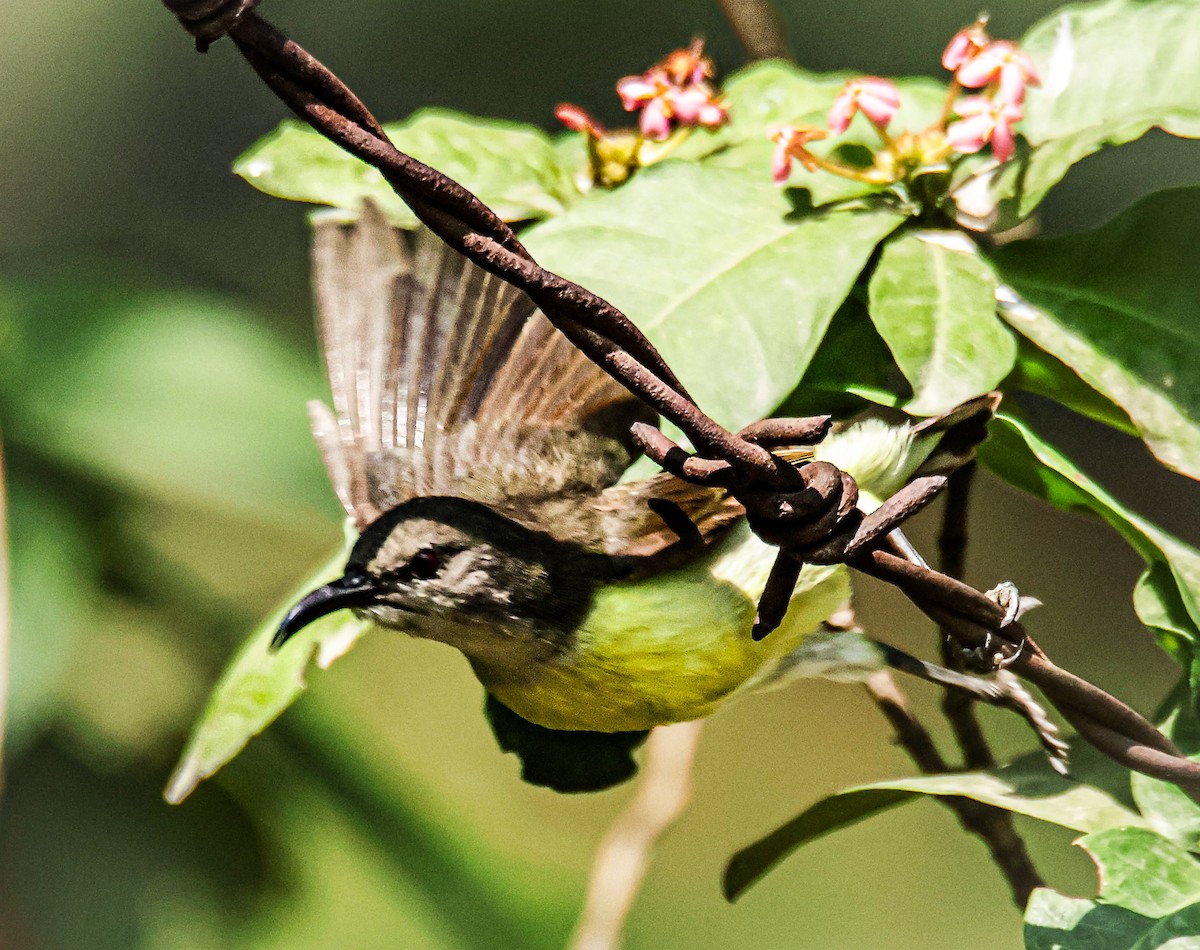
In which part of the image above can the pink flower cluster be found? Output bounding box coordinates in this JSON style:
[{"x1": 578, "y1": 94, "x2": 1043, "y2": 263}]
[
  {"x1": 943, "y1": 20, "x2": 1040, "y2": 163},
  {"x1": 615, "y1": 40, "x2": 729, "y2": 141},
  {"x1": 770, "y1": 19, "x2": 1040, "y2": 186}
]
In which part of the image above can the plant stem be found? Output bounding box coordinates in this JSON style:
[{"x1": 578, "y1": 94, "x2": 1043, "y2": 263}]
[
  {"x1": 716, "y1": 0, "x2": 792, "y2": 62},
  {"x1": 938, "y1": 462, "x2": 996, "y2": 770},
  {"x1": 863, "y1": 670, "x2": 1043, "y2": 907},
  {"x1": 569, "y1": 721, "x2": 704, "y2": 950}
]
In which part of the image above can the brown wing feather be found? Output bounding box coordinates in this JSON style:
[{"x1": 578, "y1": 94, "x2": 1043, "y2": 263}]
[
  {"x1": 309, "y1": 202, "x2": 650, "y2": 531},
  {"x1": 590, "y1": 474, "x2": 745, "y2": 571}
]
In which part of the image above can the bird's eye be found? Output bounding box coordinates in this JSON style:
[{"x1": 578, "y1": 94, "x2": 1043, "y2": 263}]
[{"x1": 409, "y1": 548, "x2": 441, "y2": 579}]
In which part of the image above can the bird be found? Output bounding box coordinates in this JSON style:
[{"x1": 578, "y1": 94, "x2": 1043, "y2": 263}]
[{"x1": 273, "y1": 201, "x2": 999, "y2": 791}]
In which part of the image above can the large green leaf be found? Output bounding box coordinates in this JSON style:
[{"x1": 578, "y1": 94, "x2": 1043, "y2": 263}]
[
  {"x1": 236, "y1": 109, "x2": 576, "y2": 227},
  {"x1": 165, "y1": 533, "x2": 365, "y2": 804},
  {"x1": 980, "y1": 413, "x2": 1200, "y2": 652},
  {"x1": 1007, "y1": 337, "x2": 1136, "y2": 436},
  {"x1": 725, "y1": 746, "x2": 1142, "y2": 901},
  {"x1": 867, "y1": 229, "x2": 1015, "y2": 415},
  {"x1": 992, "y1": 0, "x2": 1200, "y2": 218},
  {"x1": 1026, "y1": 828, "x2": 1200, "y2": 949},
  {"x1": 1083, "y1": 828, "x2": 1200, "y2": 918},
  {"x1": 778, "y1": 294, "x2": 903, "y2": 419},
  {"x1": 991, "y1": 187, "x2": 1200, "y2": 482},
  {"x1": 523, "y1": 162, "x2": 904, "y2": 430}
]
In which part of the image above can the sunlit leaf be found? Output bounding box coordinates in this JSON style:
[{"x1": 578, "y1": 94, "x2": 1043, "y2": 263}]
[
  {"x1": 980, "y1": 413, "x2": 1200, "y2": 650},
  {"x1": 1081, "y1": 828, "x2": 1200, "y2": 917},
  {"x1": 1007, "y1": 337, "x2": 1135, "y2": 436},
  {"x1": 1131, "y1": 706, "x2": 1200, "y2": 852},
  {"x1": 236, "y1": 110, "x2": 575, "y2": 227},
  {"x1": 867, "y1": 230, "x2": 1015, "y2": 415},
  {"x1": 523, "y1": 162, "x2": 903, "y2": 430},
  {"x1": 990, "y1": 0, "x2": 1200, "y2": 218},
  {"x1": 725, "y1": 746, "x2": 1142, "y2": 901},
  {"x1": 165, "y1": 533, "x2": 365, "y2": 804},
  {"x1": 991, "y1": 187, "x2": 1200, "y2": 482},
  {"x1": 1132, "y1": 773, "x2": 1200, "y2": 855}
]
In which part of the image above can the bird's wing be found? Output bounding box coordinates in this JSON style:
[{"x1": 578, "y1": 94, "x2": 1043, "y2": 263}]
[
  {"x1": 590, "y1": 473, "x2": 745, "y2": 571},
  {"x1": 309, "y1": 202, "x2": 651, "y2": 530}
]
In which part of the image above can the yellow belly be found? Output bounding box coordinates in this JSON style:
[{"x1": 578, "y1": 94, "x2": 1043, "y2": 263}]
[{"x1": 485, "y1": 524, "x2": 851, "y2": 731}]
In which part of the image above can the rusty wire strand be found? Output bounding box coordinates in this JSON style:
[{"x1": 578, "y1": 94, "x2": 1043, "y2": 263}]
[{"x1": 160, "y1": 0, "x2": 1200, "y2": 803}]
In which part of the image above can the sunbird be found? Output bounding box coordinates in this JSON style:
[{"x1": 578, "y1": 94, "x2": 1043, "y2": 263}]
[{"x1": 274, "y1": 203, "x2": 995, "y2": 791}]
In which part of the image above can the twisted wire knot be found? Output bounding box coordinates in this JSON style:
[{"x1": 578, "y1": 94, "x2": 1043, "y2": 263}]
[{"x1": 162, "y1": 0, "x2": 259, "y2": 51}]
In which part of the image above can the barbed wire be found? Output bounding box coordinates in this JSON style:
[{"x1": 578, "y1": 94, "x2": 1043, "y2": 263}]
[{"x1": 160, "y1": 0, "x2": 1200, "y2": 802}]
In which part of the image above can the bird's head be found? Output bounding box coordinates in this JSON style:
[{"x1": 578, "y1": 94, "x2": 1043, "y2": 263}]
[{"x1": 272, "y1": 496, "x2": 613, "y2": 675}]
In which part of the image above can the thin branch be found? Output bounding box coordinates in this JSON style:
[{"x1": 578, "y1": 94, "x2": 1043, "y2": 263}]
[
  {"x1": 937, "y1": 462, "x2": 994, "y2": 769},
  {"x1": 716, "y1": 0, "x2": 793, "y2": 62},
  {"x1": 864, "y1": 670, "x2": 1043, "y2": 906},
  {"x1": 569, "y1": 721, "x2": 704, "y2": 950}
]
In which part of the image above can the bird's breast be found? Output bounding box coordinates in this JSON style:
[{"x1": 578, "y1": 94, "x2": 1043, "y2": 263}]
[{"x1": 481, "y1": 523, "x2": 850, "y2": 732}]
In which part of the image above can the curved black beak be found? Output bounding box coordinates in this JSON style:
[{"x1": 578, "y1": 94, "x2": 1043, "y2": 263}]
[{"x1": 271, "y1": 571, "x2": 380, "y2": 651}]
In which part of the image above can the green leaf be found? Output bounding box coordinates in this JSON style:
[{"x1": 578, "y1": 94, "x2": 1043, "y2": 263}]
[
  {"x1": 997, "y1": 0, "x2": 1200, "y2": 217},
  {"x1": 991, "y1": 187, "x2": 1200, "y2": 482},
  {"x1": 1007, "y1": 337, "x2": 1136, "y2": 436},
  {"x1": 1131, "y1": 902, "x2": 1200, "y2": 949},
  {"x1": 236, "y1": 110, "x2": 576, "y2": 227},
  {"x1": 1081, "y1": 828, "x2": 1200, "y2": 918},
  {"x1": 867, "y1": 229, "x2": 1015, "y2": 415},
  {"x1": 779, "y1": 294, "x2": 903, "y2": 419},
  {"x1": 523, "y1": 162, "x2": 904, "y2": 430},
  {"x1": 1025, "y1": 889, "x2": 1152, "y2": 950},
  {"x1": 725, "y1": 746, "x2": 1143, "y2": 901},
  {"x1": 1133, "y1": 769, "x2": 1200, "y2": 855},
  {"x1": 165, "y1": 532, "x2": 365, "y2": 804},
  {"x1": 979, "y1": 413, "x2": 1200, "y2": 650}
]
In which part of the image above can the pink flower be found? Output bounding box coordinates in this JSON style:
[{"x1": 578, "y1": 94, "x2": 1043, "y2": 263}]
[
  {"x1": 617, "y1": 72, "x2": 674, "y2": 139},
  {"x1": 955, "y1": 41, "x2": 1041, "y2": 104},
  {"x1": 617, "y1": 59, "x2": 728, "y2": 141},
  {"x1": 669, "y1": 85, "x2": 728, "y2": 128},
  {"x1": 769, "y1": 125, "x2": 829, "y2": 184},
  {"x1": 828, "y1": 77, "x2": 901, "y2": 135},
  {"x1": 946, "y1": 96, "x2": 1024, "y2": 163},
  {"x1": 942, "y1": 19, "x2": 991, "y2": 71},
  {"x1": 555, "y1": 103, "x2": 605, "y2": 137}
]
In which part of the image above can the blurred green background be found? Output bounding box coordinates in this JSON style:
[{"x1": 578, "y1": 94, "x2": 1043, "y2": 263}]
[{"x1": 2, "y1": 2, "x2": 1198, "y2": 948}]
